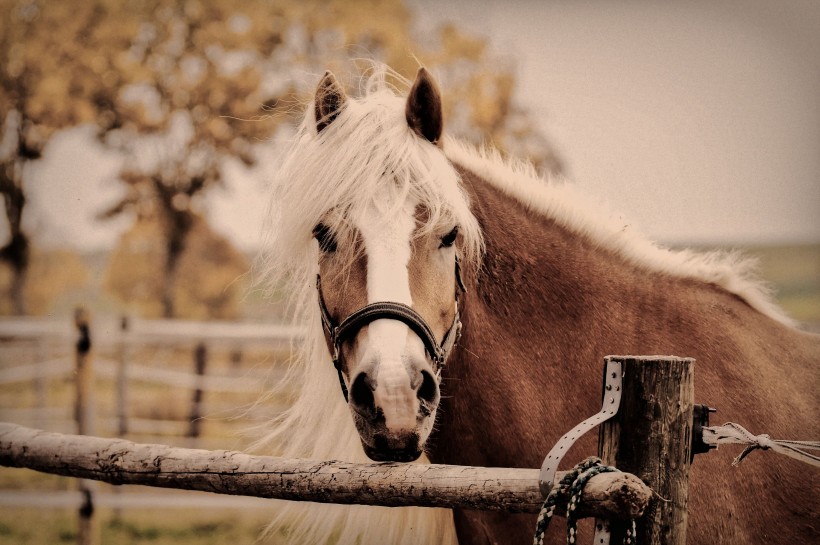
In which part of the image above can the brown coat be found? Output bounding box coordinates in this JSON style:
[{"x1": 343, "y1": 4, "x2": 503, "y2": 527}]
[{"x1": 430, "y1": 164, "x2": 820, "y2": 544}]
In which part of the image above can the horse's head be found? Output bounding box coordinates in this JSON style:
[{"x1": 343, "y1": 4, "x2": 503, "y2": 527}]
[{"x1": 303, "y1": 68, "x2": 478, "y2": 462}]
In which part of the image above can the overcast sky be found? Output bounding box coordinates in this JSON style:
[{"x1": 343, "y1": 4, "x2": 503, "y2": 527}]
[
  {"x1": 20, "y1": 0, "x2": 820, "y2": 251},
  {"x1": 411, "y1": 0, "x2": 820, "y2": 246}
]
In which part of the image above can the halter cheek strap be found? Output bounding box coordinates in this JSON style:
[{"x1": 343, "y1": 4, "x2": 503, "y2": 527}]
[{"x1": 317, "y1": 259, "x2": 465, "y2": 402}]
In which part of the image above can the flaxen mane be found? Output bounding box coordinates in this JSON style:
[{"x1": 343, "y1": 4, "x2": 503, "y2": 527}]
[{"x1": 252, "y1": 69, "x2": 482, "y2": 545}]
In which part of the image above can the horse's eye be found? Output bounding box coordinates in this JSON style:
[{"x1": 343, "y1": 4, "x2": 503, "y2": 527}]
[
  {"x1": 440, "y1": 226, "x2": 458, "y2": 248},
  {"x1": 312, "y1": 223, "x2": 337, "y2": 253}
]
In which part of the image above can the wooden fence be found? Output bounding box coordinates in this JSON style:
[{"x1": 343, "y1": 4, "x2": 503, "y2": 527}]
[
  {"x1": 1, "y1": 314, "x2": 698, "y2": 544},
  {"x1": 0, "y1": 313, "x2": 294, "y2": 441},
  {"x1": 0, "y1": 311, "x2": 302, "y2": 545}
]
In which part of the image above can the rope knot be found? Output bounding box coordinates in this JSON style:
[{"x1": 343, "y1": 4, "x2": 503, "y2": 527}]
[
  {"x1": 702, "y1": 422, "x2": 820, "y2": 467},
  {"x1": 754, "y1": 433, "x2": 774, "y2": 450}
]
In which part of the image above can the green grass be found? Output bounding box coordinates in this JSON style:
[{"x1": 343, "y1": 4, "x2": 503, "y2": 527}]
[
  {"x1": 0, "y1": 508, "x2": 282, "y2": 545},
  {"x1": 685, "y1": 243, "x2": 820, "y2": 325},
  {"x1": 741, "y1": 243, "x2": 820, "y2": 325}
]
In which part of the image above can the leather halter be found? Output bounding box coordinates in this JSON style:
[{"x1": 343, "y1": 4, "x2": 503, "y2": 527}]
[{"x1": 317, "y1": 259, "x2": 465, "y2": 402}]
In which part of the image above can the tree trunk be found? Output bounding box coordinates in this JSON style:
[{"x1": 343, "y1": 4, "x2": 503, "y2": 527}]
[
  {"x1": 157, "y1": 193, "x2": 193, "y2": 319},
  {"x1": 0, "y1": 166, "x2": 30, "y2": 315}
]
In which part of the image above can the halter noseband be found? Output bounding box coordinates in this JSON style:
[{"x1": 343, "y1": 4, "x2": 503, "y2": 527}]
[{"x1": 317, "y1": 259, "x2": 465, "y2": 402}]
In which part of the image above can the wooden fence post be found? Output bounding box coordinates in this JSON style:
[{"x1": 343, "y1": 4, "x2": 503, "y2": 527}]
[
  {"x1": 74, "y1": 307, "x2": 99, "y2": 545},
  {"x1": 116, "y1": 316, "x2": 130, "y2": 437},
  {"x1": 112, "y1": 315, "x2": 131, "y2": 522},
  {"x1": 34, "y1": 338, "x2": 48, "y2": 428},
  {"x1": 229, "y1": 347, "x2": 242, "y2": 375},
  {"x1": 188, "y1": 342, "x2": 207, "y2": 443},
  {"x1": 74, "y1": 308, "x2": 95, "y2": 437},
  {"x1": 598, "y1": 355, "x2": 695, "y2": 545}
]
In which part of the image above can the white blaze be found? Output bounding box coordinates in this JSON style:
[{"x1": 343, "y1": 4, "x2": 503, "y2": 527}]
[{"x1": 357, "y1": 197, "x2": 421, "y2": 431}]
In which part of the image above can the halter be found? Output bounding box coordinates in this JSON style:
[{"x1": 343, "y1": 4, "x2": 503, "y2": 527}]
[{"x1": 317, "y1": 259, "x2": 465, "y2": 402}]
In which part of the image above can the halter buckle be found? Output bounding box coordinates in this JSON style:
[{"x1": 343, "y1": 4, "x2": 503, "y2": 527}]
[{"x1": 332, "y1": 344, "x2": 341, "y2": 369}]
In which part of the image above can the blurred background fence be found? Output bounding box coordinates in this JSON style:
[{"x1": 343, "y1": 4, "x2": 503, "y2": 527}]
[
  {"x1": 0, "y1": 311, "x2": 303, "y2": 544},
  {"x1": 0, "y1": 313, "x2": 298, "y2": 446}
]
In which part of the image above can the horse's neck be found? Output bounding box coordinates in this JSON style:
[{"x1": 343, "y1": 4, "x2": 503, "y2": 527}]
[
  {"x1": 435, "y1": 163, "x2": 797, "y2": 469},
  {"x1": 437, "y1": 163, "x2": 819, "y2": 545},
  {"x1": 436, "y1": 164, "x2": 644, "y2": 466},
  {"x1": 455, "y1": 163, "x2": 650, "y2": 343}
]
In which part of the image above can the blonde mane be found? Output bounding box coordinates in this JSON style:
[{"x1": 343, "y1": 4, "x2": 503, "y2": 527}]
[
  {"x1": 443, "y1": 139, "x2": 795, "y2": 328},
  {"x1": 252, "y1": 70, "x2": 479, "y2": 545}
]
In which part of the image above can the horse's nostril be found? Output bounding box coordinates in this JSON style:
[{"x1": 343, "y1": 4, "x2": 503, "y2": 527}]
[
  {"x1": 417, "y1": 370, "x2": 438, "y2": 405},
  {"x1": 350, "y1": 372, "x2": 376, "y2": 412}
]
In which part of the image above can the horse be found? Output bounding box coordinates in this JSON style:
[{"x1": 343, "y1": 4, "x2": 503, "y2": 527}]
[{"x1": 254, "y1": 64, "x2": 819, "y2": 545}]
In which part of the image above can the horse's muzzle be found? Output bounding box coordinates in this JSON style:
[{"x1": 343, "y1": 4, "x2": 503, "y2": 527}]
[{"x1": 362, "y1": 432, "x2": 422, "y2": 462}]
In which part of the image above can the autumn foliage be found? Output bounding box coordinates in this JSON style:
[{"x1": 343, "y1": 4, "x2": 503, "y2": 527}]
[{"x1": 1, "y1": 0, "x2": 560, "y2": 319}]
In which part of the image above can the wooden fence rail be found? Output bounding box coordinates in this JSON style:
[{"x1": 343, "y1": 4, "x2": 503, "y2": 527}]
[
  {"x1": 0, "y1": 422, "x2": 651, "y2": 519},
  {"x1": 0, "y1": 316, "x2": 303, "y2": 345},
  {"x1": 0, "y1": 358, "x2": 276, "y2": 392}
]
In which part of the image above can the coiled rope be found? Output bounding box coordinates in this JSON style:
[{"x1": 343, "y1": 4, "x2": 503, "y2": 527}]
[{"x1": 533, "y1": 457, "x2": 636, "y2": 545}]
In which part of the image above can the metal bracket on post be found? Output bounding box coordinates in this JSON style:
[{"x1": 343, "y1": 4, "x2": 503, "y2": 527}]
[
  {"x1": 691, "y1": 404, "x2": 717, "y2": 462},
  {"x1": 538, "y1": 359, "x2": 624, "y2": 495},
  {"x1": 538, "y1": 358, "x2": 623, "y2": 545}
]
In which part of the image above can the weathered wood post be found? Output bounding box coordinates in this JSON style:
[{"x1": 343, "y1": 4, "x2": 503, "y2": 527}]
[
  {"x1": 598, "y1": 355, "x2": 695, "y2": 545},
  {"x1": 116, "y1": 316, "x2": 130, "y2": 437},
  {"x1": 73, "y1": 307, "x2": 99, "y2": 545},
  {"x1": 74, "y1": 308, "x2": 95, "y2": 437},
  {"x1": 187, "y1": 341, "x2": 207, "y2": 443},
  {"x1": 34, "y1": 338, "x2": 48, "y2": 428},
  {"x1": 112, "y1": 315, "x2": 131, "y2": 522},
  {"x1": 229, "y1": 347, "x2": 243, "y2": 375}
]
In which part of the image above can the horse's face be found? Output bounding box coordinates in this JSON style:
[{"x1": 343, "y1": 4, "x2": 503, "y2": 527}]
[{"x1": 312, "y1": 69, "x2": 459, "y2": 462}]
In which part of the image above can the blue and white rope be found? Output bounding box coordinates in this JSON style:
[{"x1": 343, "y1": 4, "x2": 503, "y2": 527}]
[{"x1": 534, "y1": 457, "x2": 636, "y2": 545}]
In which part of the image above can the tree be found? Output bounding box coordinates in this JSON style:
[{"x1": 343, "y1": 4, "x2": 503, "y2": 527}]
[
  {"x1": 104, "y1": 212, "x2": 247, "y2": 320},
  {"x1": 0, "y1": 108, "x2": 32, "y2": 314},
  {"x1": 2, "y1": 0, "x2": 561, "y2": 318},
  {"x1": 95, "y1": 0, "x2": 282, "y2": 317},
  {"x1": 0, "y1": 0, "x2": 125, "y2": 314}
]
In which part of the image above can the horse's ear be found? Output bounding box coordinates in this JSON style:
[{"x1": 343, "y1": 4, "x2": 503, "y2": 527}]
[
  {"x1": 315, "y1": 71, "x2": 347, "y2": 133},
  {"x1": 406, "y1": 67, "x2": 443, "y2": 144}
]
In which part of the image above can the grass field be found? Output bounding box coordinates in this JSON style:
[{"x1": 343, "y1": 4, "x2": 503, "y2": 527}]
[{"x1": 739, "y1": 243, "x2": 820, "y2": 326}]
